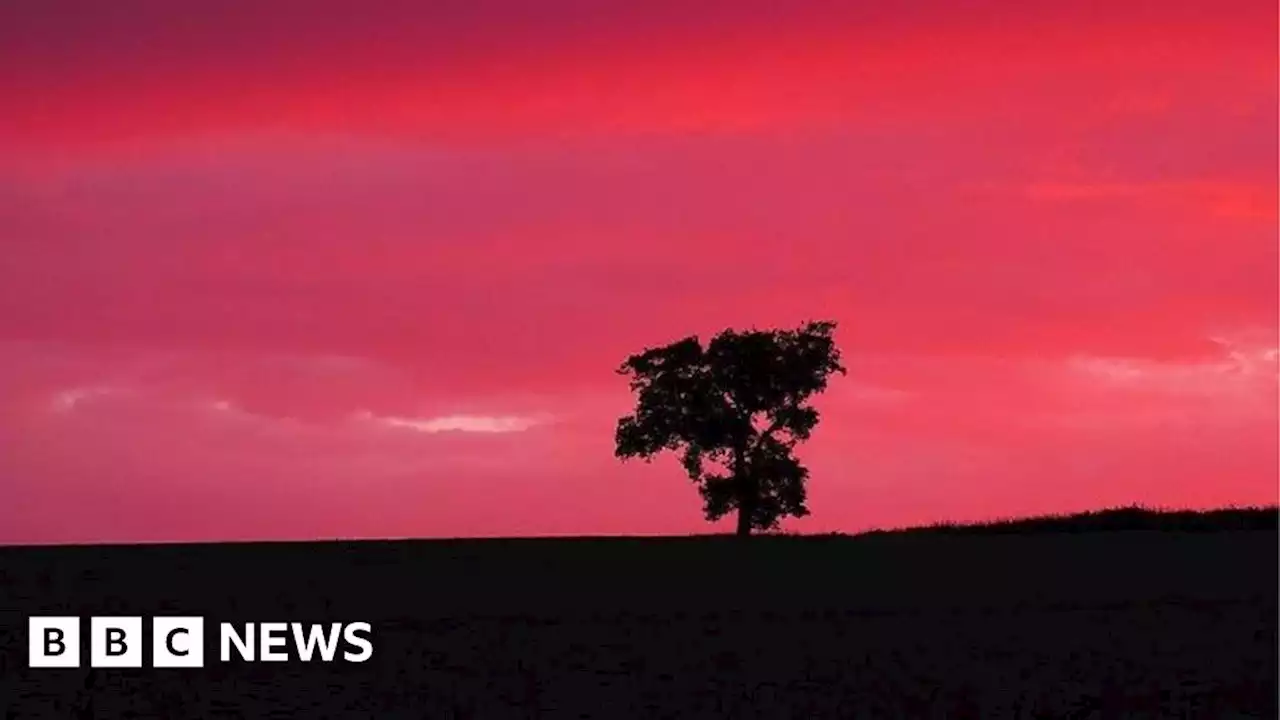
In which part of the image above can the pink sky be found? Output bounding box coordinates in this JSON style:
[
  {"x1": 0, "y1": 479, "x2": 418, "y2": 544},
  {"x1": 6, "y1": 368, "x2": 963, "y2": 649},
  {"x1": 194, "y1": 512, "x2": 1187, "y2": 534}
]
[{"x1": 0, "y1": 0, "x2": 1276, "y2": 543}]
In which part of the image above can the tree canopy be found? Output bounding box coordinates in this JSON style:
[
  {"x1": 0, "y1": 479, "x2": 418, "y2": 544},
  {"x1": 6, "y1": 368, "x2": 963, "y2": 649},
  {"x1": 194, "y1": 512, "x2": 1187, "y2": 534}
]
[{"x1": 614, "y1": 320, "x2": 846, "y2": 536}]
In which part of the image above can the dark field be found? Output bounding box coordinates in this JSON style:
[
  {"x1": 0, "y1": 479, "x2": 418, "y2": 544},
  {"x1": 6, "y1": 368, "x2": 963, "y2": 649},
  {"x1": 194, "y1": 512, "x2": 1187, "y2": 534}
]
[{"x1": 1, "y1": 508, "x2": 1276, "y2": 718}]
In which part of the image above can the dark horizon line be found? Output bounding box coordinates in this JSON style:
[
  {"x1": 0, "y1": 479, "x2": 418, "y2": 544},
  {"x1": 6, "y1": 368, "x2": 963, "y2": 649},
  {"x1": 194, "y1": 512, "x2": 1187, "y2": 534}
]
[{"x1": 3, "y1": 502, "x2": 1275, "y2": 551}]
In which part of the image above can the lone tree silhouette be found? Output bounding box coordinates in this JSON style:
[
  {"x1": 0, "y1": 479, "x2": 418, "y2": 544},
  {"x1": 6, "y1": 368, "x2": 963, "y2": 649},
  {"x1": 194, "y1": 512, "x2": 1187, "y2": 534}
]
[{"x1": 615, "y1": 320, "x2": 846, "y2": 536}]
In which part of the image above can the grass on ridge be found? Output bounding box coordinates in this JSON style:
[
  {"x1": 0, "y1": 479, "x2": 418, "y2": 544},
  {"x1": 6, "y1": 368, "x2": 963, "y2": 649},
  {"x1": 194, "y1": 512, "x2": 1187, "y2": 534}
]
[{"x1": 838, "y1": 503, "x2": 1279, "y2": 537}]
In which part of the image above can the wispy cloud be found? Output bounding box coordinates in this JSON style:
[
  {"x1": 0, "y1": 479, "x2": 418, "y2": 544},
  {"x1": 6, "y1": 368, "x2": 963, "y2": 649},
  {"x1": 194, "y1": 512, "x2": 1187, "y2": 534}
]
[
  {"x1": 49, "y1": 385, "x2": 126, "y2": 412},
  {"x1": 43, "y1": 382, "x2": 553, "y2": 438},
  {"x1": 207, "y1": 399, "x2": 235, "y2": 413},
  {"x1": 352, "y1": 411, "x2": 548, "y2": 434},
  {"x1": 1067, "y1": 336, "x2": 1278, "y2": 397}
]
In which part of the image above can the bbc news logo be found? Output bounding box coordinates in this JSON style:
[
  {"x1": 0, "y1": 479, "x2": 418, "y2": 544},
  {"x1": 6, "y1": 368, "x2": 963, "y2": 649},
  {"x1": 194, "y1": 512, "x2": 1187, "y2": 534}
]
[{"x1": 28, "y1": 617, "x2": 373, "y2": 668}]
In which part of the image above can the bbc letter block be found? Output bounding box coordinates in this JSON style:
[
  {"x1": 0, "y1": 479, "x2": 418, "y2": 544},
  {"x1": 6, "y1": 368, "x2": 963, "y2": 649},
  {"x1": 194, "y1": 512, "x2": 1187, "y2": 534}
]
[
  {"x1": 90, "y1": 616, "x2": 143, "y2": 668},
  {"x1": 28, "y1": 616, "x2": 81, "y2": 668},
  {"x1": 153, "y1": 617, "x2": 205, "y2": 668}
]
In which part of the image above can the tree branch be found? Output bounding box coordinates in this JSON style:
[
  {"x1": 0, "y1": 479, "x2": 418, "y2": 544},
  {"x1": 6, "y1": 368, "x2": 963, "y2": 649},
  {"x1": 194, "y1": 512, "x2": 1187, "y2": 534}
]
[{"x1": 751, "y1": 412, "x2": 790, "y2": 453}]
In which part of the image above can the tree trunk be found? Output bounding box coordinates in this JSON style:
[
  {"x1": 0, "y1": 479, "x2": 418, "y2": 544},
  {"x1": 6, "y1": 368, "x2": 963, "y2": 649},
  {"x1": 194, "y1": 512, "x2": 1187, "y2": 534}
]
[{"x1": 732, "y1": 438, "x2": 753, "y2": 537}]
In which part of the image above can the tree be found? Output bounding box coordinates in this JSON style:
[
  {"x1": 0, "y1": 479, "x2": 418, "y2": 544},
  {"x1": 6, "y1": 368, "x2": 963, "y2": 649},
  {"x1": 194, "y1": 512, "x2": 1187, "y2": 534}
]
[{"x1": 614, "y1": 320, "x2": 846, "y2": 536}]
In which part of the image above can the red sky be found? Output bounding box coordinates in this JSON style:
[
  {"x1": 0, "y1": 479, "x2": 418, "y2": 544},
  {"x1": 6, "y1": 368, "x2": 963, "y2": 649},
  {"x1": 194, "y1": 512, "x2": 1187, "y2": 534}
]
[{"x1": 0, "y1": 0, "x2": 1276, "y2": 543}]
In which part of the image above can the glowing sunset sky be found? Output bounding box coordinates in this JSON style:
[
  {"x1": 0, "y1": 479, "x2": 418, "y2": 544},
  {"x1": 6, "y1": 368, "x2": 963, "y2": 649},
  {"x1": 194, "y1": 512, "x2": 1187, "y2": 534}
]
[{"x1": 1, "y1": 0, "x2": 1275, "y2": 543}]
